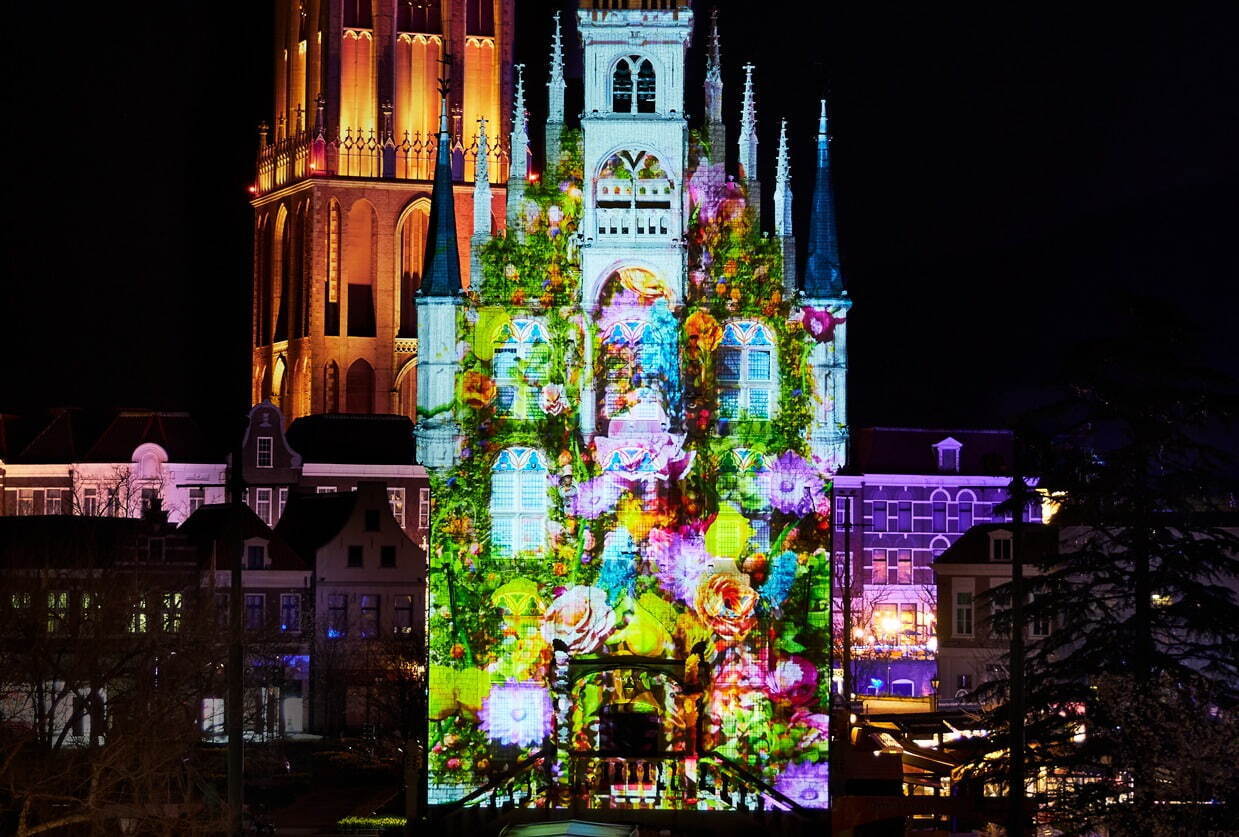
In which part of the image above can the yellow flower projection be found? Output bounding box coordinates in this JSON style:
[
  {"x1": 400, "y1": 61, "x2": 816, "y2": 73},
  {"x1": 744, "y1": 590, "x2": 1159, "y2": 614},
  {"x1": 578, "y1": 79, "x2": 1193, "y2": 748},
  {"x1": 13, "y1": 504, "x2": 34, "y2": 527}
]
[
  {"x1": 617, "y1": 266, "x2": 672, "y2": 301},
  {"x1": 704, "y1": 502, "x2": 754, "y2": 561},
  {"x1": 461, "y1": 371, "x2": 498, "y2": 409}
]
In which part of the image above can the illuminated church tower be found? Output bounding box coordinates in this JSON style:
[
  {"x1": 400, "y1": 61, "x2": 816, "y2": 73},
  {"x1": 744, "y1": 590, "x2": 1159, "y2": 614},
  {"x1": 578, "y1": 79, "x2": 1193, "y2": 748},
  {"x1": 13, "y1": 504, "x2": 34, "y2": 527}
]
[
  {"x1": 421, "y1": 0, "x2": 845, "y2": 819},
  {"x1": 250, "y1": 0, "x2": 515, "y2": 423}
]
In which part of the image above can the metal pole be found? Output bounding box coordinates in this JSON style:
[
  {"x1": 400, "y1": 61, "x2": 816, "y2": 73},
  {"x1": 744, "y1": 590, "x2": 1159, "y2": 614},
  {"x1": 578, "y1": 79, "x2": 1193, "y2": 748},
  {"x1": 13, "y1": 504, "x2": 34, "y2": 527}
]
[
  {"x1": 1007, "y1": 470, "x2": 1028, "y2": 836},
  {"x1": 227, "y1": 437, "x2": 246, "y2": 836}
]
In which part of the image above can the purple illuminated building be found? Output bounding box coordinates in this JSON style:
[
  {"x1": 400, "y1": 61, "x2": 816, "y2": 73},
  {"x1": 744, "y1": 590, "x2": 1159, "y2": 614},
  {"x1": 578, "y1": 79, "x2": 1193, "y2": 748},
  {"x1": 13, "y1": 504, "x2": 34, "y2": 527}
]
[{"x1": 832, "y1": 428, "x2": 1042, "y2": 697}]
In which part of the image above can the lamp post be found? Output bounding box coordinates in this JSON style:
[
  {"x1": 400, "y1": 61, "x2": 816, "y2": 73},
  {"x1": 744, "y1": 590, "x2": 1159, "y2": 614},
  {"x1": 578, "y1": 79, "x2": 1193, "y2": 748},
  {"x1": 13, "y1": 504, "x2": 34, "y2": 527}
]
[{"x1": 930, "y1": 676, "x2": 940, "y2": 712}]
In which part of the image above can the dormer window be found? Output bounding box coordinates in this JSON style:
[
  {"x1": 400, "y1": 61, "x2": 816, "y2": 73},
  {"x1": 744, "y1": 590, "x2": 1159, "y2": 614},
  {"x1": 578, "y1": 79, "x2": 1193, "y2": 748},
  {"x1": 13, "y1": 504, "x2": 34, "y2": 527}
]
[
  {"x1": 933, "y1": 437, "x2": 962, "y2": 473},
  {"x1": 990, "y1": 530, "x2": 1013, "y2": 562}
]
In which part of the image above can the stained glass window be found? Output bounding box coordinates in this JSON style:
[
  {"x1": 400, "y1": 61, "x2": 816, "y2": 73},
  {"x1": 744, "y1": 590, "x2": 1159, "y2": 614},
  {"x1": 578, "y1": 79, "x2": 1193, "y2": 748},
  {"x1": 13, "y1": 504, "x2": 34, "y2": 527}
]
[
  {"x1": 718, "y1": 322, "x2": 777, "y2": 421},
  {"x1": 490, "y1": 448, "x2": 548, "y2": 557}
]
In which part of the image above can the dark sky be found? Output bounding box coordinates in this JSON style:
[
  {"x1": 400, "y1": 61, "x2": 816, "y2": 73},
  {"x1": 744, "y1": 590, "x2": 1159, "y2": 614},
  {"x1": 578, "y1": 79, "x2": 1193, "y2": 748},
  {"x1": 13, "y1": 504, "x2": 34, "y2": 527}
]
[{"x1": 3, "y1": 2, "x2": 1237, "y2": 435}]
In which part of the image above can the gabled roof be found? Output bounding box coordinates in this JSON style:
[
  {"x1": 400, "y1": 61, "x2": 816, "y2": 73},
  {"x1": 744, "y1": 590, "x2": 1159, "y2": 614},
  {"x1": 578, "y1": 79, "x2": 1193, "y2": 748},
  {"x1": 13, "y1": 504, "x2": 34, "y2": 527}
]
[
  {"x1": 847, "y1": 427, "x2": 1017, "y2": 476},
  {"x1": 285, "y1": 413, "x2": 416, "y2": 465},
  {"x1": 934, "y1": 523, "x2": 1059, "y2": 566},
  {"x1": 3, "y1": 409, "x2": 220, "y2": 464},
  {"x1": 85, "y1": 411, "x2": 217, "y2": 462},
  {"x1": 273, "y1": 491, "x2": 359, "y2": 561},
  {"x1": 178, "y1": 503, "x2": 306, "y2": 572}
]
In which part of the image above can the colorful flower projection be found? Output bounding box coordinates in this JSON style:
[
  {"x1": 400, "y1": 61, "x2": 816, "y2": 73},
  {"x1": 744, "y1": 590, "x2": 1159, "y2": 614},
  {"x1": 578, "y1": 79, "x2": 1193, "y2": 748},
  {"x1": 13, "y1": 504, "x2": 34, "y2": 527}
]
[{"x1": 427, "y1": 133, "x2": 838, "y2": 810}]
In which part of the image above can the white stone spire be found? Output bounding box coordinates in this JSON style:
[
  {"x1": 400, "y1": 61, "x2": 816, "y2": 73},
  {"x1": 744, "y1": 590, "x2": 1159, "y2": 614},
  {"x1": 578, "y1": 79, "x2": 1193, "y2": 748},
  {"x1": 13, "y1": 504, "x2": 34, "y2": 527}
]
[
  {"x1": 739, "y1": 63, "x2": 761, "y2": 224},
  {"x1": 704, "y1": 9, "x2": 723, "y2": 130},
  {"x1": 471, "y1": 118, "x2": 493, "y2": 289},
  {"x1": 506, "y1": 63, "x2": 529, "y2": 231},
  {"x1": 774, "y1": 117, "x2": 796, "y2": 294},
  {"x1": 546, "y1": 12, "x2": 566, "y2": 167}
]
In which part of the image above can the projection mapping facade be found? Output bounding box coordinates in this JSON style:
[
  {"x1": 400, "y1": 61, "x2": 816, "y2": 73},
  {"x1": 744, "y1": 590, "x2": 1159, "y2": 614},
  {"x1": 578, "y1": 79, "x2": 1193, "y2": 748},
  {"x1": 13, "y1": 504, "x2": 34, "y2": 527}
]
[{"x1": 418, "y1": 1, "x2": 850, "y2": 813}]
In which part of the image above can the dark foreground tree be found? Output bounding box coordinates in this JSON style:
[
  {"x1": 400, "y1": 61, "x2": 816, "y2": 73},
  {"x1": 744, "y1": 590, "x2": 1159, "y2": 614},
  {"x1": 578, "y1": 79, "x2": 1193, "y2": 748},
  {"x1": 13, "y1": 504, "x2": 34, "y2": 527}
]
[{"x1": 969, "y1": 298, "x2": 1239, "y2": 835}]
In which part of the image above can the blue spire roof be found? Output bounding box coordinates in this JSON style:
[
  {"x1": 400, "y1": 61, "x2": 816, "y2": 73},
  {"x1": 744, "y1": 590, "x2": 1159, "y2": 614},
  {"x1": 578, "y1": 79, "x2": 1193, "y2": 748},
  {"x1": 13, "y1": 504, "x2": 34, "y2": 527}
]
[
  {"x1": 420, "y1": 73, "x2": 462, "y2": 298},
  {"x1": 803, "y1": 99, "x2": 845, "y2": 299}
]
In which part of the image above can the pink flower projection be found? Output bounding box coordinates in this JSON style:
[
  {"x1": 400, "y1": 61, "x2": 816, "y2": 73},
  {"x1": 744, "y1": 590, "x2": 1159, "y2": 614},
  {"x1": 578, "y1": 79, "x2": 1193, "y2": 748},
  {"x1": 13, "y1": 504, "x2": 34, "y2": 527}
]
[
  {"x1": 540, "y1": 585, "x2": 615, "y2": 653},
  {"x1": 800, "y1": 306, "x2": 846, "y2": 343},
  {"x1": 764, "y1": 656, "x2": 819, "y2": 707},
  {"x1": 773, "y1": 760, "x2": 831, "y2": 808}
]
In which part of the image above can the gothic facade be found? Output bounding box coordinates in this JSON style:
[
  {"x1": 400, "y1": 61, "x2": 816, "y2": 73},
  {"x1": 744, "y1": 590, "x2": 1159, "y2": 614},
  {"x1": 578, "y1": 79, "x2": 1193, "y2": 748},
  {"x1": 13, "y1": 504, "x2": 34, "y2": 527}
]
[{"x1": 416, "y1": 1, "x2": 848, "y2": 815}]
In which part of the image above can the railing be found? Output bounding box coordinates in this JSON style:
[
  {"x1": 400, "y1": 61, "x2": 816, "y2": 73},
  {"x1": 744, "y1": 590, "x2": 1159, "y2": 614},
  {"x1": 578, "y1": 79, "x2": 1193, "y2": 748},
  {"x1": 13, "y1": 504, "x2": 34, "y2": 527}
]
[
  {"x1": 596, "y1": 208, "x2": 673, "y2": 239},
  {"x1": 254, "y1": 128, "x2": 511, "y2": 196},
  {"x1": 435, "y1": 750, "x2": 808, "y2": 816},
  {"x1": 393, "y1": 338, "x2": 418, "y2": 356}
]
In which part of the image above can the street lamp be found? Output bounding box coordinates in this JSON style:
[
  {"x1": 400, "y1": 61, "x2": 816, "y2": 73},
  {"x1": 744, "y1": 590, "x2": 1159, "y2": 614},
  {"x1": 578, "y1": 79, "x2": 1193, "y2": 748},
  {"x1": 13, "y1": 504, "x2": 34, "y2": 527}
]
[{"x1": 930, "y1": 676, "x2": 940, "y2": 711}]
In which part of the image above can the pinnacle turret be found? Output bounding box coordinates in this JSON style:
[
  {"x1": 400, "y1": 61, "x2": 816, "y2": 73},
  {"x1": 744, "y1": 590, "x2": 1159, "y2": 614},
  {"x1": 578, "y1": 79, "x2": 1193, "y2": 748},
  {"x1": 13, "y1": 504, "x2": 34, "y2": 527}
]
[
  {"x1": 471, "y1": 117, "x2": 493, "y2": 290},
  {"x1": 420, "y1": 67, "x2": 462, "y2": 297},
  {"x1": 704, "y1": 9, "x2": 723, "y2": 131},
  {"x1": 739, "y1": 63, "x2": 761, "y2": 225},
  {"x1": 506, "y1": 64, "x2": 529, "y2": 232},
  {"x1": 774, "y1": 117, "x2": 796, "y2": 294},
  {"x1": 803, "y1": 99, "x2": 844, "y2": 299},
  {"x1": 546, "y1": 12, "x2": 567, "y2": 167}
]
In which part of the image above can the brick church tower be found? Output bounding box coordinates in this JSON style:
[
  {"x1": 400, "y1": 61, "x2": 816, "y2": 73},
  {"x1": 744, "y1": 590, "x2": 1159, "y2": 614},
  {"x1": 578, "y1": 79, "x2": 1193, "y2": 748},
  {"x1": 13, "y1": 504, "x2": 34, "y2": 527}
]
[{"x1": 250, "y1": 0, "x2": 516, "y2": 422}]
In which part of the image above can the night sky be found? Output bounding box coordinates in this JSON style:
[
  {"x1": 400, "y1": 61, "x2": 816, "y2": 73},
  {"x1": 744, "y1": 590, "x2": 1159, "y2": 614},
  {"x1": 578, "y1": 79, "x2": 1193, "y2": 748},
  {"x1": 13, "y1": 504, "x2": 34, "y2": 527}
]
[{"x1": 4, "y1": 2, "x2": 1237, "y2": 439}]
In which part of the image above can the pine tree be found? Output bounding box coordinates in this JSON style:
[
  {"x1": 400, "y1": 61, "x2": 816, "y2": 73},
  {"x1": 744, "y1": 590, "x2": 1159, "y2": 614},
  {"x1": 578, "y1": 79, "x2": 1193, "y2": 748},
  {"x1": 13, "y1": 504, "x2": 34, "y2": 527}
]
[{"x1": 969, "y1": 298, "x2": 1239, "y2": 835}]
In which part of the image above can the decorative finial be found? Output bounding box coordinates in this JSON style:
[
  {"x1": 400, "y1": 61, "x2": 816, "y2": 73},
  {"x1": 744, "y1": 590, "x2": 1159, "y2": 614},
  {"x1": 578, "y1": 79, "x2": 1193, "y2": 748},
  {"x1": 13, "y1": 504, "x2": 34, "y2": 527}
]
[
  {"x1": 706, "y1": 9, "x2": 722, "y2": 83},
  {"x1": 549, "y1": 12, "x2": 565, "y2": 86},
  {"x1": 741, "y1": 63, "x2": 757, "y2": 137},
  {"x1": 776, "y1": 117, "x2": 790, "y2": 184},
  {"x1": 474, "y1": 117, "x2": 489, "y2": 184},
  {"x1": 513, "y1": 63, "x2": 527, "y2": 134}
]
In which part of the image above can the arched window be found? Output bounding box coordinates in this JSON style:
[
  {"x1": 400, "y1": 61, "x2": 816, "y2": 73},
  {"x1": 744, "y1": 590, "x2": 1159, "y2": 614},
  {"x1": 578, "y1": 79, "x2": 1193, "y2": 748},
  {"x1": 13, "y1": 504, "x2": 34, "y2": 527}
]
[
  {"x1": 956, "y1": 490, "x2": 976, "y2": 533},
  {"x1": 345, "y1": 358, "x2": 374, "y2": 413},
  {"x1": 493, "y1": 319, "x2": 550, "y2": 417},
  {"x1": 930, "y1": 535, "x2": 950, "y2": 560},
  {"x1": 611, "y1": 56, "x2": 656, "y2": 114},
  {"x1": 718, "y1": 322, "x2": 777, "y2": 421},
  {"x1": 720, "y1": 448, "x2": 772, "y2": 552},
  {"x1": 323, "y1": 361, "x2": 340, "y2": 413},
  {"x1": 274, "y1": 356, "x2": 290, "y2": 409},
  {"x1": 601, "y1": 319, "x2": 675, "y2": 419},
  {"x1": 930, "y1": 489, "x2": 950, "y2": 532},
  {"x1": 490, "y1": 448, "x2": 547, "y2": 557},
  {"x1": 272, "y1": 207, "x2": 290, "y2": 342},
  {"x1": 397, "y1": 199, "x2": 429, "y2": 338}
]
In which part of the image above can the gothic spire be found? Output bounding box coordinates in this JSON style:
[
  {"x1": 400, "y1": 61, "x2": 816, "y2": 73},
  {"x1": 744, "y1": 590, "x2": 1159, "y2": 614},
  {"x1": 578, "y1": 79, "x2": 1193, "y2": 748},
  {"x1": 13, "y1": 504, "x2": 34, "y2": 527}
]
[
  {"x1": 506, "y1": 63, "x2": 529, "y2": 230},
  {"x1": 420, "y1": 58, "x2": 462, "y2": 297},
  {"x1": 803, "y1": 99, "x2": 844, "y2": 298},
  {"x1": 473, "y1": 117, "x2": 492, "y2": 237},
  {"x1": 704, "y1": 9, "x2": 723, "y2": 129},
  {"x1": 774, "y1": 118, "x2": 796, "y2": 294},
  {"x1": 739, "y1": 63, "x2": 760, "y2": 224},
  {"x1": 546, "y1": 12, "x2": 566, "y2": 166}
]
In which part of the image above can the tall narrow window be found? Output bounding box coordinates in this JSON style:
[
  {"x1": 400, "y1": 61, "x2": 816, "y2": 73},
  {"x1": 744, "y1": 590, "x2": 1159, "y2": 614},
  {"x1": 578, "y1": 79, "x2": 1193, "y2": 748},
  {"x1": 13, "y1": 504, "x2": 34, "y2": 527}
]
[
  {"x1": 360, "y1": 595, "x2": 380, "y2": 638},
  {"x1": 418, "y1": 487, "x2": 430, "y2": 529},
  {"x1": 255, "y1": 488, "x2": 273, "y2": 526},
  {"x1": 327, "y1": 594, "x2": 347, "y2": 638},
  {"x1": 394, "y1": 594, "x2": 415, "y2": 635},
  {"x1": 636, "y1": 59, "x2": 656, "y2": 112},
  {"x1": 17, "y1": 489, "x2": 34, "y2": 516},
  {"x1": 129, "y1": 596, "x2": 148, "y2": 633},
  {"x1": 163, "y1": 593, "x2": 183, "y2": 632},
  {"x1": 387, "y1": 488, "x2": 406, "y2": 527},
  {"x1": 931, "y1": 490, "x2": 948, "y2": 531},
  {"x1": 278, "y1": 488, "x2": 288, "y2": 520},
  {"x1": 345, "y1": 201, "x2": 377, "y2": 337},
  {"x1": 955, "y1": 591, "x2": 974, "y2": 637},
  {"x1": 48, "y1": 591, "x2": 70, "y2": 634},
  {"x1": 82, "y1": 488, "x2": 99, "y2": 516},
  {"x1": 871, "y1": 550, "x2": 887, "y2": 585},
  {"x1": 718, "y1": 322, "x2": 776, "y2": 422},
  {"x1": 45, "y1": 491, "x2": 62, "y2": 515},
  {"x1": 493, "y1": 319, "x2": 550, "y2": 417},
  {"x1": 245, "y1": 595, "x2": 265, "y2": 630},
  {"x1": 281, "y1": 594, "x2": 301, "y2": 632},
  {"x1": 257, "y1": 436, "x2": 274, "y2": 468},
  {"x1": 612, "y1": 60, "x2": 633, "y2": 112},
  {"x1": 345, "y1": 359, "x2": 375, "y2": 413},
  {"x1": 397, "y1": 201, "x2": 429, "y2": 336},
  {"x1": 871, "y1": 500, "x2": 887, "y2": 532},
  {"x1": 896, "y1": 501, "x2": 913, "y2": 532},
  {"x1": 490, "y1": 448, "x2": 548, "y2": 557},
  {"x1": 957, "y1": 492, "x2": 975, "y2": 532},
  {"x1": 896, "y1": 549, "x2": 913, "y2": 584},
  {"x1": 326, "y1": 201, "x2": 341, "y2": 335},
  {"x1": 324, "y1": 361, "x2": 341, "y2": 412}
]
